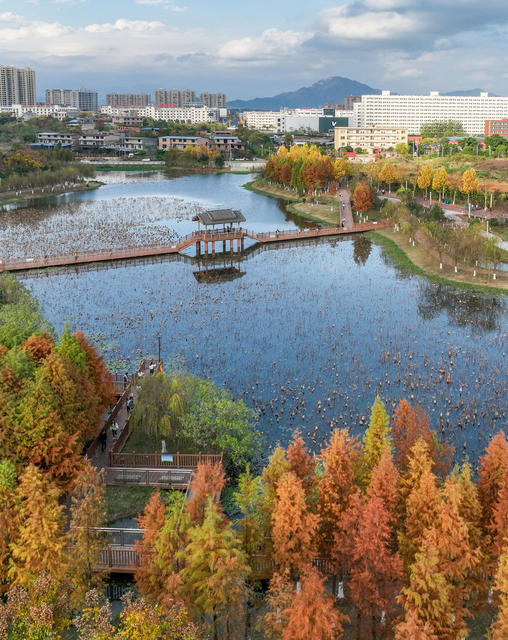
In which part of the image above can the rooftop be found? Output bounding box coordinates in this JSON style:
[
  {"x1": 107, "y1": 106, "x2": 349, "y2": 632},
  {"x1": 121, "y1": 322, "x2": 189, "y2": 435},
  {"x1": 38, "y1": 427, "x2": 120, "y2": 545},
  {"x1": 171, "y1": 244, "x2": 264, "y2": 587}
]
[{"x1": 196, "y1": 209, "x2": 246, "y2": 226}]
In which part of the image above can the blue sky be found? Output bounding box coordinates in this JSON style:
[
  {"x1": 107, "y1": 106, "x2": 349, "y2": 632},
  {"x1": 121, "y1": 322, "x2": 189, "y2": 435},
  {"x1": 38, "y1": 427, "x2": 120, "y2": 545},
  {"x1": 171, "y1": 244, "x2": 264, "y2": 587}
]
[{"x1": 1, "y1": 0, "x2": 508, "y2": 100}]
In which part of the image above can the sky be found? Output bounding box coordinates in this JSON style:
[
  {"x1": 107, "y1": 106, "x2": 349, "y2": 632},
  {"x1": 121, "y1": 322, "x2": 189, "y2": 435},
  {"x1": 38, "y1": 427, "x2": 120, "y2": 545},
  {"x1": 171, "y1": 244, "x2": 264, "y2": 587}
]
[{"x1": 1, "y1": 0, "x2": 508, "y2": 100}]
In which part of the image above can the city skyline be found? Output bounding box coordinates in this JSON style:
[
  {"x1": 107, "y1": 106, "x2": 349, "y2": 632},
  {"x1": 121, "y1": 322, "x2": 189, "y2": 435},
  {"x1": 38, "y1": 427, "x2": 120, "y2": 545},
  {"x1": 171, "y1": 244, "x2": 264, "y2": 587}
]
[{"x1": 1, "y1": 1, "x2": 508, "y2": 99}]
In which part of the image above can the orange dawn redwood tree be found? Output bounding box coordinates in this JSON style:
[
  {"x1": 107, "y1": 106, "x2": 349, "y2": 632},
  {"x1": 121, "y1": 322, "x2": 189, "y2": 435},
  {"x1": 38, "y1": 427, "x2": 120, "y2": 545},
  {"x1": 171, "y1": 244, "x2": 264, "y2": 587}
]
[
  {"x1": 353, "y1": 181, "x2": 373, "y2": 213},
  {"x1": 8, "y1": 464, "x2": 66, "y2": 587},
  {"x1": 317, "y1": 429, "x2": 359, "y2": 569},
  {"x1": 282, "y1": 567, "x2": 347, "y2": 640},
  {"x1": 398, "y1": 439, "x2": 441, "y2": 569},
  {"x1": 135, "y1": 490, "x2": 166, "y2": 598},
  {"x1": 185, "y1": 462, "x2": 226, "y2": 525},
  {"x1": 287, "y1": 429, "x2": 315, "y2": 496},
  {"x1": 271, "y1": 471, "x2": 319, "y2": 576},
  {"x1": 490, "y1": 540, "x2": 508, "y2": 640},
  {"x1": 348, "y1": 492, "x2": 403, "y2": 639}
]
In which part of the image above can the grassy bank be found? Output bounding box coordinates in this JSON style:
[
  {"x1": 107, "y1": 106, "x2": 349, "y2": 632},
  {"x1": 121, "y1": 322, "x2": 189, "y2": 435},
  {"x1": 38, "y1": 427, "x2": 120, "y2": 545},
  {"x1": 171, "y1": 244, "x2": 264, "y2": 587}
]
[
  {"x1": 370, "y1": 230, "x2": 507, "y2": 293},
  {"x1": 0, "y1": 180, "x2": 102, "y2": 206},
  {"x1": 243, "y1": 179, "x2": 301, "y2": 201}
]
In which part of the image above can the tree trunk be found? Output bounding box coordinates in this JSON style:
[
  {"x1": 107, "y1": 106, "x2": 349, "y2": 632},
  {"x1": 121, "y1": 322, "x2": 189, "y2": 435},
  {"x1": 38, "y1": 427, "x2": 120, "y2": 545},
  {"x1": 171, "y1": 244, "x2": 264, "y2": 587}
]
[
  {"x1": 372, "y1": 614, "x2": 377, "y2": 640},
  {"x1": 213, "y1": 611, "x2": 218, "y2": 640},
  {"x1": 356, "y1": 611, "x2": 362, "y2": 640}
]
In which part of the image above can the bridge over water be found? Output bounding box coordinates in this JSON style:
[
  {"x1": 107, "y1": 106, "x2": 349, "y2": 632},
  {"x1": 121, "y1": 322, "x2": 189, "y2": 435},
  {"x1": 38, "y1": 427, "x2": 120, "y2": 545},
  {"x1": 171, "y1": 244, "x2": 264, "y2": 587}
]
[{"x1": 0, "y1": 221, "x2": 389, "y2": 273}]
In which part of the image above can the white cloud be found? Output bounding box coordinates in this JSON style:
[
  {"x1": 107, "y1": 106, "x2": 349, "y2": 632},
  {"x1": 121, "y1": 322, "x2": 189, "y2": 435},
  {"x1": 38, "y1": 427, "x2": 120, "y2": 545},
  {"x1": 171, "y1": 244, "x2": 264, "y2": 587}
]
[
  {"x1": 217, "y1": 28, "x2": 313, "y2": 62},
  {"x1": 85, "y1": 19, "x2": 164, "y2": 33},
  {"x1": 0, "y1": 12, "x2": 213, "y2": 70},
  {"x1": 136, "y1": 0, "x2": 187, "y2": 10},
  {"x1": 320, "y1": 6, "x2": 422, "y2": 40}
]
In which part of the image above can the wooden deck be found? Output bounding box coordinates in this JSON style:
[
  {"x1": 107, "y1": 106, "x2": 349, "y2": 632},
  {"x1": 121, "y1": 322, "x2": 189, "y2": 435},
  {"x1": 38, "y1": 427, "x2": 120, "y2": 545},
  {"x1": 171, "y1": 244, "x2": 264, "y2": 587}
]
[
  {"x1": 0, "y1": 222, "x2": 390, "y2": 273},
  {"x1": 105, "y1": 466, "x2": 193, "y2": 489}
]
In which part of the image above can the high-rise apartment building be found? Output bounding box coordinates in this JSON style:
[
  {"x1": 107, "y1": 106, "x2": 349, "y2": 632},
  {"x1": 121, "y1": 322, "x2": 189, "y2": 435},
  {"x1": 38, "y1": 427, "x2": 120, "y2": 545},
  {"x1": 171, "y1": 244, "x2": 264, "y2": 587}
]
[
  {"x1": 45, "y1": 89, "x2": 73, "y2": 105},
  {"x1": 106, "y1": 93, "x2": 150, "y2": 107},
  {"x1": 154, "y1": 89, "x2": 196, "y2": 106},
  {"x1": 0, "y1": 65, "x2": 36, "y2": 106},
  {"x1": 353, "y1": 90, "x2": 508, "y2": 135},
  {"x1": 200, "y1": 92, "x2": 226, "y2": 108},
  {"x1": 45, "y1": 88, "x2": 98, "y2": 112}
]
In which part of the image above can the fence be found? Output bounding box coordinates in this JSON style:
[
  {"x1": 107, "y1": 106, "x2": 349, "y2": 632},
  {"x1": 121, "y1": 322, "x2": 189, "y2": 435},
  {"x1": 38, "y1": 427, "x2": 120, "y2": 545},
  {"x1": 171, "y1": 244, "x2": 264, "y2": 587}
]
[
  {"x1": 108, "y1": 451, "x2": 223, "y2": 469},
  {"x1": 105, "y1": 467, "x2": 193, "y2": 488},
  {"x1": 98, "y1": 546, "x2": 139, "y2": 572}
]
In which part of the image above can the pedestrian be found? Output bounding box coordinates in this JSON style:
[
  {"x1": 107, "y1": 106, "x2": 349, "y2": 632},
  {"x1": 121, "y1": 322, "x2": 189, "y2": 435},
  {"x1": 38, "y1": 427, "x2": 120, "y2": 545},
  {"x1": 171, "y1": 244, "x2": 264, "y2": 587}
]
[
  {"x1": 149, "y1": 360, "x2": 156, "y2": 375},
  {"x1": 111, "y1": 421, "x2": 119, "y2": 439},
  {"x1": 123, "y1": 372, "x2": 129, "y2": 389},
  {"x1": 100, "y1": 429, "x2": 107, "y2": 452}
]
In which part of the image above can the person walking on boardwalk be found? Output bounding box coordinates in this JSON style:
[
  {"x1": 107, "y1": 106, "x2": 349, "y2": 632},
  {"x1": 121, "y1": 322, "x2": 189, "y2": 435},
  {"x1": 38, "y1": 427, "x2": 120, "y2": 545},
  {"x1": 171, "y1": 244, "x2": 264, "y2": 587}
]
[{"x1": 99, "y1": 429, "x2": 107, "y2": 452}]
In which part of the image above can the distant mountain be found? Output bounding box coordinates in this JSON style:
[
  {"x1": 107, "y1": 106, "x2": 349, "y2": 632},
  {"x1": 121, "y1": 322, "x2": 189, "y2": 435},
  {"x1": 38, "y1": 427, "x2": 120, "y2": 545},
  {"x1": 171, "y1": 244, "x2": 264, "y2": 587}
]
[
  {"x1": 229, "y1": 76, "x2": 380, "y2": 110},
  {"x1": 443, "y1": 89, "x2": 498, "y2": 96}
]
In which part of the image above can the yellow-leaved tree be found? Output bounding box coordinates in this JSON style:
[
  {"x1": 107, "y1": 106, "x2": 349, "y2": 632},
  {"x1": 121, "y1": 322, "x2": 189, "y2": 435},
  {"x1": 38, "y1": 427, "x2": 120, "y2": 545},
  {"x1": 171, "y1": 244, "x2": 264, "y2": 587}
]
[
  {"x1": 432, "y1": 166, "x2": 449, "y2": 202},
  {"x1": 416, "y1": 163, "x2": 433, "y2": 198},
  {"x1": 460, "y1": 168, "x2": 479, "y2": 209}
]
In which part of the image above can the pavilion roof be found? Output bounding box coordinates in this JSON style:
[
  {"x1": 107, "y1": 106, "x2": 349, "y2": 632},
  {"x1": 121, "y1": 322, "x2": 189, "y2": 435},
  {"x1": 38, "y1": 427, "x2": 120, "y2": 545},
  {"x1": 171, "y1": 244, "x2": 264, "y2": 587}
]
[{"x1": 197, "y1": 209, "x2": 246, "y2": 226}]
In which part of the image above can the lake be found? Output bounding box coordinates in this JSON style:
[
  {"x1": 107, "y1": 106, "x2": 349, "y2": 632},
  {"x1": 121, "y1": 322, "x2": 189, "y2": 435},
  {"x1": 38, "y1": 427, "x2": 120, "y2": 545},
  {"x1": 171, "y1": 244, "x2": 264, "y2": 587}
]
[{"x1": 4, "y1": 171, "x2": 506, "y2": 459}]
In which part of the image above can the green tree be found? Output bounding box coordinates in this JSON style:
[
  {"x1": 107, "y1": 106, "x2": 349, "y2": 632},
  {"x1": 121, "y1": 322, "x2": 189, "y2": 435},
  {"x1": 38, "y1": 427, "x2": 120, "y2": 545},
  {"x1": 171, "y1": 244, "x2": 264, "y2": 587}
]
[
  {"x1": 178, "y1": 501, "x2": 250, "y2": 640},
  {"x1": 420, "y1": 120, "x2": 465, "y2": 138},
  {"x1": 362, "y1": 396, "x2": 391, "y2": 481}
]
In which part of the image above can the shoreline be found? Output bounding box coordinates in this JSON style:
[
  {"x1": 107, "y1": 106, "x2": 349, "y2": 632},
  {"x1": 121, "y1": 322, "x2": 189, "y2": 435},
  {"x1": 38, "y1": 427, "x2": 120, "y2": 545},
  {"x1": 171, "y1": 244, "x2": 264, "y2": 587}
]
[
  {"x1": 96, "y1": 164, "x2": 261, "y2": 175},
  {"x1": 0, "y1": 181, "x2": 102, "y2": 207},
  {"x1": 245, "y1": 179, "x2": 507, "y2": 293}
]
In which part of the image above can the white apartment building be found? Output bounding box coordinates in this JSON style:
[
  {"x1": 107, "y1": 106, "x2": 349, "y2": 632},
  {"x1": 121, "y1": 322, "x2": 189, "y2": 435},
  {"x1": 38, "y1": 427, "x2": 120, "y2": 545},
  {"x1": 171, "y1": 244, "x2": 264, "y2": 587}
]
[
  {"x1": 100, "y1": 104, "x2": 219, "y2": 124},
  {"x1": 353, "y1": 91, "x2": 508, "y2": 135},
  {"x1": 8, "y1": 104, "x2": 78, "y2": 120},
  {"x1": 0, "y1": 66, "x2": 36, "y2": 106},
  {"x1": 242, "y1": 108, "x2": 326, "y2": 133},
  {"x1": 334, "y1": 126, "x2": 408, "y2": 152}
]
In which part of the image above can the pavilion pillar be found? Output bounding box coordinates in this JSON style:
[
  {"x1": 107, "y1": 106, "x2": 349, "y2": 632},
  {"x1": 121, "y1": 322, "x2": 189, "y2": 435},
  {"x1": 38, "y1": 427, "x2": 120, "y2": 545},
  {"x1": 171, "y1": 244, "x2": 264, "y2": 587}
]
[
  {"x1": 204, "y1": 241, "x2": 208, "y2": 254},
  {"x1": 212, "y1": 241, "x2": 215, "y2": 255},
  {"x1": 241, "y1": 237, "x2": 244, "y2": 251},
  {"x1": 222, "y1": 240, "x2": 226, "y2": 252},
  {"x1": 196, "y1": 241, "x2": 201, "y2": 256}
]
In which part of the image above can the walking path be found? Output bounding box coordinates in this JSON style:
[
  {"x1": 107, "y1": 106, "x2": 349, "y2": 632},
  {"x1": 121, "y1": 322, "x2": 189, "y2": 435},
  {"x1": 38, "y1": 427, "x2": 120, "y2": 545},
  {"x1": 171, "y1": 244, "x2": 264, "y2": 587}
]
[{"x1": 338, "y1": 188, "x2": 354, "y2": 230}]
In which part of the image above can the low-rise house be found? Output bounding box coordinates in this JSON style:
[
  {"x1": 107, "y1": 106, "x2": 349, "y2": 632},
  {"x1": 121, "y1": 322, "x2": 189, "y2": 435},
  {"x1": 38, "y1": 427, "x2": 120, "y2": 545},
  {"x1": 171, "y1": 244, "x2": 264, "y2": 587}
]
[
  {"x1": 35, "y1": 132, "x2": 80, "y2": 149},
  {"x1": 158, "y1": 136, "x2": 210, "y2": 151},
  {"x1": 79, "y1": 131, "x2": 125, "y2": 149},
  {"x1": 123, "y1": 136, "x2": 157, "y2": 152}
]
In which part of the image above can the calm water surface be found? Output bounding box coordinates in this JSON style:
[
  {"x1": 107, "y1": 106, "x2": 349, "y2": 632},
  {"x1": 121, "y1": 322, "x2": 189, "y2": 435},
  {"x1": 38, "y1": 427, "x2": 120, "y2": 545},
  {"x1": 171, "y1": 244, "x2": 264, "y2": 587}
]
[{"x1": 6, "y1": 172, "x2": 506, "y2": 459}]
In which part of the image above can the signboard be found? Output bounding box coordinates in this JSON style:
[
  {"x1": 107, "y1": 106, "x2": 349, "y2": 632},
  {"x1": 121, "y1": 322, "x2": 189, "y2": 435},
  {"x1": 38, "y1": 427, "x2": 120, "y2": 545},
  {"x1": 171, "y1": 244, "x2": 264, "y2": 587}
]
[{"x1": 161, "y1": 454, "x2": 174, "y2": 463}]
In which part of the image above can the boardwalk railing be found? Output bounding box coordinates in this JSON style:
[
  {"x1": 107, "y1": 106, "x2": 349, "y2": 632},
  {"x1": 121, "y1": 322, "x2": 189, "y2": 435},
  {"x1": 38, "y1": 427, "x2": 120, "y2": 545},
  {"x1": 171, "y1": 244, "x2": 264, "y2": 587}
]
[
  {"x1": 105, "y1": 467, "x2": 193, "y2": 488},
  {"x1": 108, "y1": 451, "x2": 223, "y2": 469},
  {"x1": 85, "y1": 361, "x2": 148, "y2": 460},
  {"x1": 98, "y1": 546, "x2": 139, "y2": 572},
  {"x1": 0, "y1": 221, "x2": 390, "y2": 273}
]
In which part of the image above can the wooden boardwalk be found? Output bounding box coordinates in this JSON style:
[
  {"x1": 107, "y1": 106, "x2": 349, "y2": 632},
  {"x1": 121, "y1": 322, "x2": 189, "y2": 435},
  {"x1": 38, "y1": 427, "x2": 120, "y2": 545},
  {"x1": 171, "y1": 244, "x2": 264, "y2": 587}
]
[{"x1": 0, "y1": 221, "x2": 390, "y2": 273}]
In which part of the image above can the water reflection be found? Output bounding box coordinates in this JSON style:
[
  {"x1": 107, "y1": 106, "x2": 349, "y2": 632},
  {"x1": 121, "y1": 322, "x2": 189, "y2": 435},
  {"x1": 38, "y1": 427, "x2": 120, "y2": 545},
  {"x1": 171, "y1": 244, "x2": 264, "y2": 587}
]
[
  {"x1": 417, "y1": 284, "x2": 504, "y2": 333},
  {"x1": 353, "y1": 236, "x2": 372, "y2": 266}
]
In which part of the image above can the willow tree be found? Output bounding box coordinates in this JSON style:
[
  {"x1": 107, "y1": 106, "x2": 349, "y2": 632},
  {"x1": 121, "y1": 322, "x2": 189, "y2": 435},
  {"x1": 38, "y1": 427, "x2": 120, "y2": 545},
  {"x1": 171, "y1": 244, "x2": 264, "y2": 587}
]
[{"x1": 130, "y1": 372, "x2": 189, "y2": 446}]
